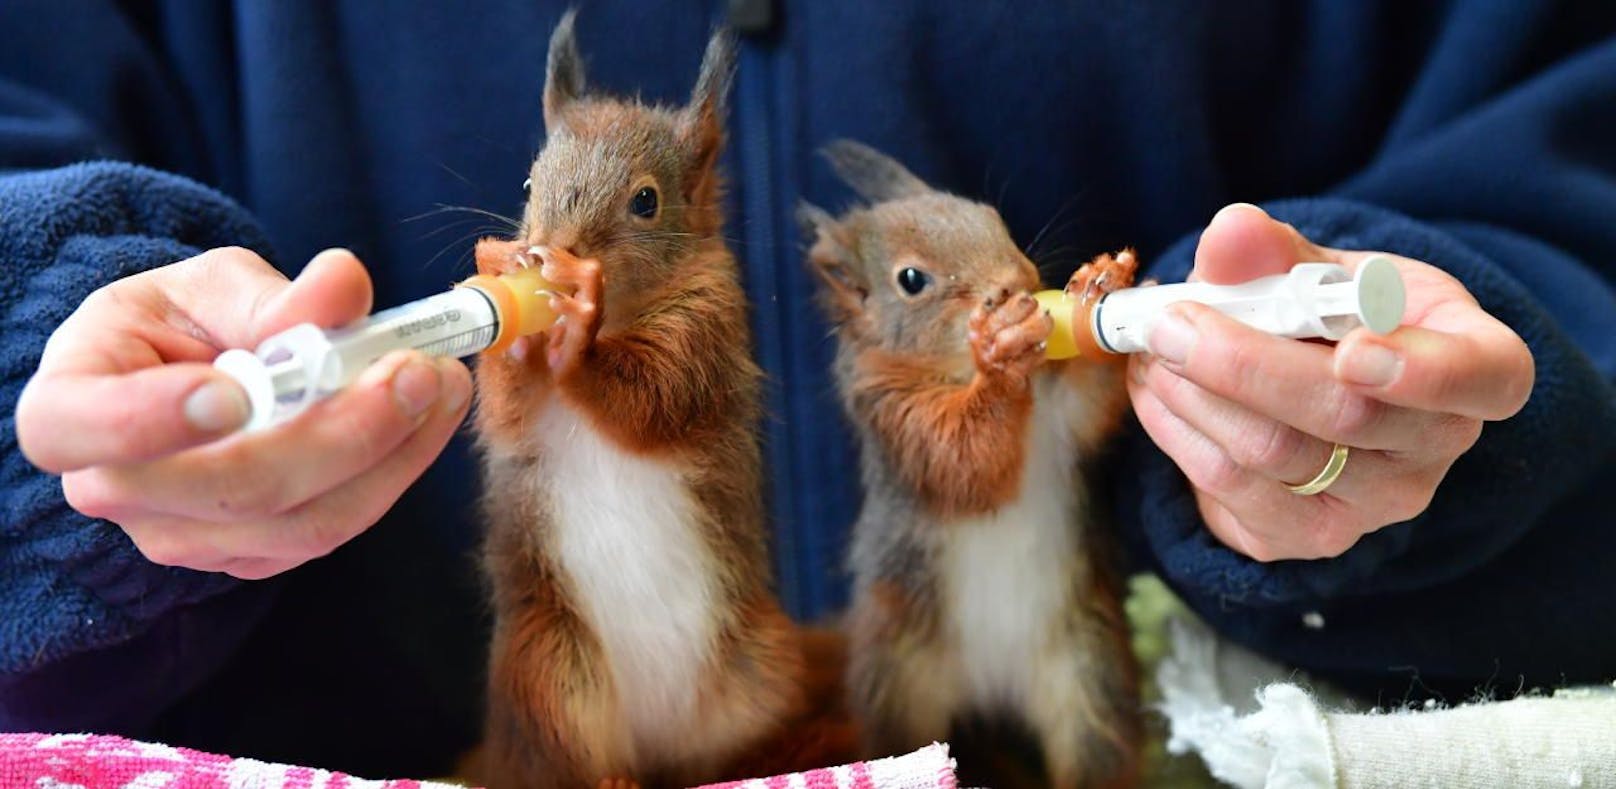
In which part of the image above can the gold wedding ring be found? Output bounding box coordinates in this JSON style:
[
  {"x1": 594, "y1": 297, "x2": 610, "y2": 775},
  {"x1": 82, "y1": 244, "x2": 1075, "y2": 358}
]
[{"x1": 1287, "y1": 443, "x2": 1350, "y2": 496}]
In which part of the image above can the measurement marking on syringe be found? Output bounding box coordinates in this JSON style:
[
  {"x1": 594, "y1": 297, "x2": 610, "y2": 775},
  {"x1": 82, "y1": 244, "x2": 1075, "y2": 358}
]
[{"x1": 416, "y1": 325, "x2": 498, "y2": 357}]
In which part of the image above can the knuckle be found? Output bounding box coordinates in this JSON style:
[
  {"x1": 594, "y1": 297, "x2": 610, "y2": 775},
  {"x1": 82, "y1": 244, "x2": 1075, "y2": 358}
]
[
  {"x1": 1313, "y1": 526, "x2": 1363, "y2": 559},
  {"x1": 61, "y1": 473, "x2": 120, "y2": 519},
  {"x1": 1191, "y1": 448, "x2": 1248, "y2": 499},
  {"x1": 1306, "y1": 511, "x2": 1364, "y2": 559},
  {"x1": 1498, "y1": 346, "x2": 1536, "y2": 417},
  {"x1": 1326, "y1": 391, "x2": 1383, "y2": 439},
  {"x1": 1213, "y1": 338, "x2": 1266, "y2": 400},
  {"x1": 292, "y1": 517, "x2": 354, "y2": 559},
  {"x1": 132, "y1": 533, "x2": 199, "y2": 568},
  {"x1": 1229, "y1": 420, "x2": 1306, "y2": 474},
  {"x1": 1385, "y1": 474, "x2": 1440, "y2": 523},
  {"x1": 1435, "y1": 415, "x2": 1485, "y2": 456},
  {"x1": 210, "y1": 458, "x2": 290, "y2": 517}
]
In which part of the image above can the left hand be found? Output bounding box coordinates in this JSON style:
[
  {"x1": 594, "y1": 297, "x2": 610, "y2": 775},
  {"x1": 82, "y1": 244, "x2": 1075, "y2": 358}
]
[{"x1": 1128, "y1": 203, "x2": 1534, "y2": 561}]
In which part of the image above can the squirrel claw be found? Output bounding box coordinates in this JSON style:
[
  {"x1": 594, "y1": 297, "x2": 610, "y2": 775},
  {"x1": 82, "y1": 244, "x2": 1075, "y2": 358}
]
[
  {"x1": 536, "y1": 249, "x2": 604, "y2": 377},
  {"x1": 1066, "y1": 248, "x2": 1139, "y2": 305},
  {"x1": 970, "y1": 291, "x2": 1050, "y2": 378}
]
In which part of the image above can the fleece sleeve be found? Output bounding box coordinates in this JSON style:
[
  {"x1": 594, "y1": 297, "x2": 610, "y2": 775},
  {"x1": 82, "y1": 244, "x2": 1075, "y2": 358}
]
[
  {"x1": 1123, "y1": 35, "x2": 1616, "y2": 607},
  {"x1": 0, "y1": 164, "x2": 279, "y2": 728},
  {"x1": 0, "y1": 3, "x2": 282, "y2": 731}
]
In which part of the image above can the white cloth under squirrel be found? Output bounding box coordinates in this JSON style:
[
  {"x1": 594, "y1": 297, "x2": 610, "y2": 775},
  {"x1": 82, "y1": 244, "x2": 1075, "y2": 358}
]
[{"x1": 1157, "y1": 614, "x2": 1616, "y2": 789}]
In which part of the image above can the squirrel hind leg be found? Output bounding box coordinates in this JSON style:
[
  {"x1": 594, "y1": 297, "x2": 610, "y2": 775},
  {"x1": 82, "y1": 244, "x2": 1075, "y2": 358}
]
[
  {"x1": 845, "y1": 599, "x2": 963, "y2": 758},
  {"x1": 1020, "y1": 647, "x2": 1142, "y2": 789}
]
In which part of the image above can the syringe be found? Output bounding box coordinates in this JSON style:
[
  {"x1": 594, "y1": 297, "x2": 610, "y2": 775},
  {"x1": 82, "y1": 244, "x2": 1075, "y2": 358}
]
[
  {"x1": 214, "y1": 247, "x2": 568, "y2": 431},
  {"x1": 1032, "y1": 256, "x2": 1406, "y2": 359}
]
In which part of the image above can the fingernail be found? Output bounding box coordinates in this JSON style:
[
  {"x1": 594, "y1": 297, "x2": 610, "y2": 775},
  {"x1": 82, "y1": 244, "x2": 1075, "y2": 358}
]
[
  {"x1": 440, "y1": 359, "x2": 471, "y2": 414},
  {"x1": 391, "y1": 358, "x2": 442, "y2": 417},
  {"x1": 1149, "y1": 310, "x2": 1197, "y2": 366},
  {"x1": 1338, "y1": 343, "x2": 1403, "y2": 387},
  {"x1": 185, "y1": 379, "x2": 250, "y2": 432}
]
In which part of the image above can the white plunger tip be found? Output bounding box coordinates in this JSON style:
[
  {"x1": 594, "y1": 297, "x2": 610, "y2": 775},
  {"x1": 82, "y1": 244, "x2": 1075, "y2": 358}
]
[
  {"x1": 1354, "y1": 256, "x2": 1405, "y2": 335},
  {"x1": 213, "y1": 349, "x2": 276, "y2": 432}
]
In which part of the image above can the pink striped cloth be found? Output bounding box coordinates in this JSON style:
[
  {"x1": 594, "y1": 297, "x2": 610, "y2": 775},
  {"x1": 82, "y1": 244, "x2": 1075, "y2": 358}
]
[
  {"x1": 0, "y1": 733, "x2": 461, "y2": 788},
  {"x1": 694, "y1": 743, "x2": 956, "y2": 789},
  {"x1": 0, "y1": 733, "x2": 955, "y2": 789}
]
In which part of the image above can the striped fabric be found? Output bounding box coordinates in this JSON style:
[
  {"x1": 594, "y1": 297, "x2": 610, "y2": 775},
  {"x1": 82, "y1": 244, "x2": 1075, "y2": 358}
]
[
  {"x1": 0, "y1": 733, "x2": 955, "y2": 789},
  {"x1": 694, "y1": 744, "x2": 956, "y2": 789}
]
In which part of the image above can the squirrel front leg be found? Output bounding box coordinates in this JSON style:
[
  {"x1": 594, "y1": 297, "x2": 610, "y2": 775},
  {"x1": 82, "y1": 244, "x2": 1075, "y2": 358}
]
[
  {"x1": 852, "y1": 290, "x2": 1051, "y2": 518},
  {"x1": 537, "y1": 252, "x2": 752, "y2": 454}
]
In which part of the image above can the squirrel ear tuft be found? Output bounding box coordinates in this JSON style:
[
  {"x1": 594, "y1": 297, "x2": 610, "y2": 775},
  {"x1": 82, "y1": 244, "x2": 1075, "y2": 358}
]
[
  {"x1": 543, "y1": 9, "x2": 587, "y2": 129},
  {"x1": 680, "y1": 28, "x2": 736, "y2": 207},
  {"x1": 799, "y1": 201, "x2": 868, "y2": 314},
  {"x1": 821, "y1": 140, "x2": 931, "y2": 203}
]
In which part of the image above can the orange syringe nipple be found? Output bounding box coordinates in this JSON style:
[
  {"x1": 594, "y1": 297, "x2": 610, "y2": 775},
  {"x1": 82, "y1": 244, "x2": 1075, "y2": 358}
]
[
  {"x1": 1032, "y1": 289, "x2": 1111, "y2": 360},
  {"x1": 459, "y1": 243, "x2": 575, "y2": 354}
]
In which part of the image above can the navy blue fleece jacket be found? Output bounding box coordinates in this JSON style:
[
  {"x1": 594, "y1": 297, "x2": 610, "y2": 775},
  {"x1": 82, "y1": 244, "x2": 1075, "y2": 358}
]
[{"x1": 1, "y1": 0, "x2": 1613, "y2": 776}]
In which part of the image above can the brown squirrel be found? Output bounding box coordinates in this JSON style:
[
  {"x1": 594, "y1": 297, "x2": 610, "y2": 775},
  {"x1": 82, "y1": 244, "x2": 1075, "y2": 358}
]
[
  {"x1": 800, "y1": 141, "x2": 1143, "y2": 789},
  {"x1": 470, "y1": 13, "x2": 847, "y2": 789}
]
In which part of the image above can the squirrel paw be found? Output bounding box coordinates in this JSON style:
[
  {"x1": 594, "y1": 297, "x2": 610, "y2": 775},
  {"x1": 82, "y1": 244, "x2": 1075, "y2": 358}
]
[
  {"x1": 968, "y1": 288, "x2": 1051, "y2": 379},
  {"x1": 1065, "y1": 248, "x2": 1140, "y2": 304},
  {"x1": 538, "y1": 248, "x2": 604, "y2": 377},
  {"x1": 473, "y1": 238, "x2": 533, "y2": 276}
]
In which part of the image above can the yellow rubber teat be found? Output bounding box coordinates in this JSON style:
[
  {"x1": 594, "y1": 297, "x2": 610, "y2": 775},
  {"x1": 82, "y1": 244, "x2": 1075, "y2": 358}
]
[
  {"x1": 1032, "y1": 289, "x2": 1111, "y2": 360},
  {"x1": 1033, "y1": 290, "x2": 1080, "y2": 360},
  {"x1": 457, "y1": 246, "x2": 575, "y2": 354}
]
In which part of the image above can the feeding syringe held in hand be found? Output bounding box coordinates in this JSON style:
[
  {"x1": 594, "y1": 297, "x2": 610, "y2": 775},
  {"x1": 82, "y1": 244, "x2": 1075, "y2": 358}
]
[
  {"x1": 1032, "y1": 256, "x2": 1406, "y2": 360},
  {"x1": 214, "y1": 253, "x2": 1405, "y2": 430},
  {"x1": 215, "y1": 248, "x2": 572, "y2": 431}
]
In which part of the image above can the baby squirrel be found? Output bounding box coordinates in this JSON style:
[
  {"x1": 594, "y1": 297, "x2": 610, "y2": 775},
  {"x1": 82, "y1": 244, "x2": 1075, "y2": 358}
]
[
  {"x1": 801, "y1": 141, "x2": 1143, "y2": 789},
  {"x1": 471, "y1": 14, "x2": 812, "y2": 788}
]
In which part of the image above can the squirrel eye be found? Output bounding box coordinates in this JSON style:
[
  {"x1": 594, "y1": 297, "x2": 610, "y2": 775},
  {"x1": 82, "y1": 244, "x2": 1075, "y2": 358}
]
[
  {"x1": 522, "y1": 177, "x2": 532, "y2": 197},
  {"x1": 629, "y1": 186, "x2": 659, "y2": 219},
  {"x1": 896, "y1": 267, "x2": 930, "y2": 295}
]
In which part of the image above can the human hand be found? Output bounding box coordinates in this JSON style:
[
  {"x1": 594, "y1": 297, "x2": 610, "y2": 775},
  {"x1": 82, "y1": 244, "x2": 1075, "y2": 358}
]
[
  {"x1": 15, "y1": 247, "x2": 472, "y2": 579},
  {"x1": 1128, "y1": 204, "x2": 1534, "y2": 561}
]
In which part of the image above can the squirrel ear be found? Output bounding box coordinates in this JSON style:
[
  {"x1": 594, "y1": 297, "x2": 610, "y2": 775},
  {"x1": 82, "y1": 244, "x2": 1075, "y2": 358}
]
[
  {"x1": 799, "y1": 202, "x2": 868, "y2": 316},
  {"x1": 543, "y1": 9, "x2": 587, "y2": 129},
  {"x1": 821, "y1": 140, "x2": 931, "y2": 203},
  {"x1": 680, "y1": 29, "x2": 736, "y2": 200}
]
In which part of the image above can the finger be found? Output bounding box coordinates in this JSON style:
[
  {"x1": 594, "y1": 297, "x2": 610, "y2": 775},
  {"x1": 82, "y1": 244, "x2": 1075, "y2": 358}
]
[
  {"x1": 1138, "y1": 356, "x2": 1343, "y2": 485},
  {"x1": 1128, "y1": 373, "x2": 1365, "y2": 561},
  {"x1": 18, "y1": 363, "x2": 250, "y2": 473},
  {"x1": 1335, "y1": 319, "x2": 1534, "y2": 422},
  {"x1": 71, "y1": 353, "x2": 467, "y2": 522},
  {"x1": 1128, "y1": 364, "x2": 1328, "y2": 552},
  {"x1": 208, "y1": 359, "x2": 472, "y2": 565},
  {"x1": 1136, "y1": 354, "x2": 1406, "y2": 505},
  {"x1": 98, "y1": 246, "x2": 372, "y2": 351},
  {"x1": 1192, "y1": 203, "x2": 1337, "y2": 284},
  {"x1": 236, "y1": 247, "x2": 374, "y2": 343},
  {"x1": 1149, "y1": 302, "x2": 1461, "y2": 453}
]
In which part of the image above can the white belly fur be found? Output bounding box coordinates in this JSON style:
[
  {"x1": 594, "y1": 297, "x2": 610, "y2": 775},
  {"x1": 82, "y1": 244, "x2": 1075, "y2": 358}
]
[
  {"x1": 534, "y1": 397, "x2": 719, "y2": 758},
  {"x1": 941, "y1": 376, "x2": 1089, "y2": 709}
]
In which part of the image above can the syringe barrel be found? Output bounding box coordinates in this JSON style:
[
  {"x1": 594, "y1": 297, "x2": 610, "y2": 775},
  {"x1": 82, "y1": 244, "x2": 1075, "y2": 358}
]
[
  {"x1": 1088, "y1": 264, "x2": 1358, "y2": 354},
  {"x1": 217, "y1": 287, "x2": 502, "y2": 431},
  {"x1": 293, "y1": 286, "x2": 501, "y2": 393}
]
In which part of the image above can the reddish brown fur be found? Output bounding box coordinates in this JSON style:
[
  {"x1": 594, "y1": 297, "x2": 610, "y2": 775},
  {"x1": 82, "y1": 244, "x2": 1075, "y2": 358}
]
[
  {"x1": 848, "y1": 348, "x2": 1036, "y2": 517},
  {"x1": 472, "y1": 16, "x2": 830, "y2": 789}
]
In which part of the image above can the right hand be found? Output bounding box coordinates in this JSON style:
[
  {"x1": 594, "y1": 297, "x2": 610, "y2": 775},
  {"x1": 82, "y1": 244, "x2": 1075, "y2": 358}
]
[{"x1": 15, "y1": 247, "x2": 472, "y2": 579}]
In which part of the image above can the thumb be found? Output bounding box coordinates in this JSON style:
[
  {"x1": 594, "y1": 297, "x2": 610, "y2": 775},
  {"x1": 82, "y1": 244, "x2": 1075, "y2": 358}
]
[
  {"x1": 17, "y1": 363, "x2": 251, "y2": 473},
  {"x1": 250, "y1": 248, "x2": 375, "y2": 341},
  {"x1": 1192, "y1": 203, "x2": 1334, "y2": 284}
]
